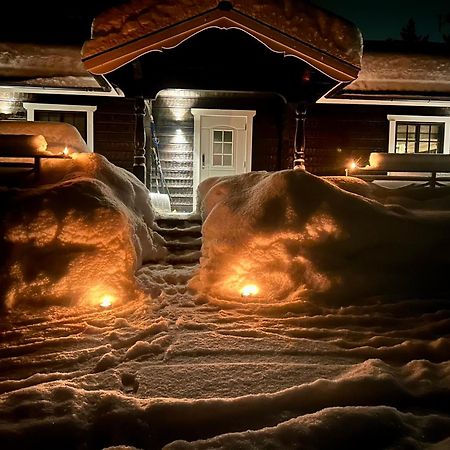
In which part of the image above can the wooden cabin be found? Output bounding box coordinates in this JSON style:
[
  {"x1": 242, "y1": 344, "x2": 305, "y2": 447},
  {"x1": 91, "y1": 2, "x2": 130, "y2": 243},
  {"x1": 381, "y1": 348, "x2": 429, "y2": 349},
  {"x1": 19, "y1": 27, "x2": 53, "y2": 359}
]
[{"x1": 1, "y1": 1, "x2": 450, "y2": 213}]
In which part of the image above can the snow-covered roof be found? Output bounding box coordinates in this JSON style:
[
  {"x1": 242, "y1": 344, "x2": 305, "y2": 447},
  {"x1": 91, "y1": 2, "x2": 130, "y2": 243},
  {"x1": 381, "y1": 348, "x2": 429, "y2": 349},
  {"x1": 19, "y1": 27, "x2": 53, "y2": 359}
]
[
  {"x1": 341, "y1": 50, "x2": 450, "y2": 99},
  {"x1": 0, "y1": 42, "x2": 121, "y2": 96},
  {"x1": 82, "y1": 0, "x2": 362, "y2": 82}
]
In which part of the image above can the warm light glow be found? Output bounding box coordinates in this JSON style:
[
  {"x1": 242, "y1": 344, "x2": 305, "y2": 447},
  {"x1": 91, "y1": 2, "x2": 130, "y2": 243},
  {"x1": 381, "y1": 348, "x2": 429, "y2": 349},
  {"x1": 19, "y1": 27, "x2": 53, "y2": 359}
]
[
  {"x1": 349, "y1": 160, "x2": 357, "y2": 170},
  {"x1": 241, "y1": 284, "x2": 259, "y2": 297},
  {"x1": 99, "y1": 294, "x2": 114, "y2": 308},
  {"x1": 63, "y1": 147, "x2": 69, "y2": 156}
]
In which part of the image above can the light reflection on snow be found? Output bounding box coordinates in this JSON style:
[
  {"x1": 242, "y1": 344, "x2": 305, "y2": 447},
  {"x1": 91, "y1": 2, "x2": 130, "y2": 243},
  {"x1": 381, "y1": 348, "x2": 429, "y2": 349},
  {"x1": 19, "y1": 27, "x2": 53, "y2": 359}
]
[
  {"x1": 240, "y1": 284, "x2": 259, "y2": 297},
  {"x1": 99, "y1": 294, "x2": 114, "y2": 308}
]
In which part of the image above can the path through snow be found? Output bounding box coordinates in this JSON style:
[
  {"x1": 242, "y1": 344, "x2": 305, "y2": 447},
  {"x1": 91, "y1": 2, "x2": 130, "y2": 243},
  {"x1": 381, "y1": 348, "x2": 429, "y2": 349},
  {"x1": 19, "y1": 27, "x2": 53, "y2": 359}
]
[{"x1": 1, "y1": 260, "x2": 449, "y2": 449}]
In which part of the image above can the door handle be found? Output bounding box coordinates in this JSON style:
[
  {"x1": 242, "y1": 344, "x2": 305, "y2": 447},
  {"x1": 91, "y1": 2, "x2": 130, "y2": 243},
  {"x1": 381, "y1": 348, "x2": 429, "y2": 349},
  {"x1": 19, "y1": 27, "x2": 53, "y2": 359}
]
[{"x1": 202, "y1": 154, "x2": 205, "y2": 168}]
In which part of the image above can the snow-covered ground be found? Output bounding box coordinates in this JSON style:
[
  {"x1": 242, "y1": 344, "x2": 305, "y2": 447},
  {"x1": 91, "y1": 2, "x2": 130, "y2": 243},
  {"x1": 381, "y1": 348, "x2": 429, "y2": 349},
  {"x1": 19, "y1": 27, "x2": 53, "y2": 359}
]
[{"x1": 1, "y1": 164, "x2": 450, "y2": 449}]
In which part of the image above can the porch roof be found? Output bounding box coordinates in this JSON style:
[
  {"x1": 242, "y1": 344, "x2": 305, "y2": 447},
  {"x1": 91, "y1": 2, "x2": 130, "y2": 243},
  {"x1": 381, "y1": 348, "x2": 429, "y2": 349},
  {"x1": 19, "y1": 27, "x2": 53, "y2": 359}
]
[{"x1": 82, "y1": 0, "x2": 362, "y2": 82}]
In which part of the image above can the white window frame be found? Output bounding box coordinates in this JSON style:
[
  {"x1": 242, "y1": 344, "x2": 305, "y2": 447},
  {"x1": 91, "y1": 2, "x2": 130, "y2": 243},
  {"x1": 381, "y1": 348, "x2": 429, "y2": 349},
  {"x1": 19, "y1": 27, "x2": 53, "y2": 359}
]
[
  {"x1": 23, "y1": 103, "x2": 97, "y2": 150},
  {"x1": 211, "y1": 129, "x2": 234, "y2": 167},
  {"x1": 387, "y1": 115, "x2": 450, "y2": 155}
]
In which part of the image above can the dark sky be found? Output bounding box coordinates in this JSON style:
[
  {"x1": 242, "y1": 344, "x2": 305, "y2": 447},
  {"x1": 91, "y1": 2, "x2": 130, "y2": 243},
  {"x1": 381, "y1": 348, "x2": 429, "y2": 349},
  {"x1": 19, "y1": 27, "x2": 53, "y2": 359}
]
[
  {"x1": 315, "y1": 0, "x2": 449, "y2": 42},
  {"x1": 0, "y1": 0, "x2": 449, "y2": 44}
]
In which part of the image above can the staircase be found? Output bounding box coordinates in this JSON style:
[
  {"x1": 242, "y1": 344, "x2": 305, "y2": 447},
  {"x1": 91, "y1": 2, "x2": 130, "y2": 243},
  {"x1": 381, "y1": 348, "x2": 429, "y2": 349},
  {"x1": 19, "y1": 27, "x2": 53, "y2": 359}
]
[{"x1": 155, "y1": 216, "x2": 203, "y2": 264}]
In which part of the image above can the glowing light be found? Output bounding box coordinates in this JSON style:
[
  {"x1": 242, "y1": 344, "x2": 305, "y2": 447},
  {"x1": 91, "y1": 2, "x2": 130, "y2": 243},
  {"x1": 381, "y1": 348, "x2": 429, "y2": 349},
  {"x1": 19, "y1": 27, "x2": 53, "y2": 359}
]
[
  {"x1": 99, "y1": 294, "x2": 114, "y2": 308},
  {"x1": 240, "y1": 284, "x2": 259, "y2": 297},
  {"x1": 63, "y1": 147, "x2": 69, "y2": 157},
  {"x1": 349, "y1": 160, "x2": 357, "y2": 170}
]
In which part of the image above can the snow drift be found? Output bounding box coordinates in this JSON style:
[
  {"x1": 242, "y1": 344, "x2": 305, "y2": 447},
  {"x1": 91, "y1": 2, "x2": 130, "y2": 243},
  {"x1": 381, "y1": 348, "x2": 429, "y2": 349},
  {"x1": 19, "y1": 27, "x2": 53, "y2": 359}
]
[
  {"x1": 0, "y1": 152, "x2": 166, "y2": 310},
  {"x1": 0, "y1": 120, "x2": 90, "y2": 154},
  {"x1": 191, "y1": 170, "x2": 450, "y2": 305}
]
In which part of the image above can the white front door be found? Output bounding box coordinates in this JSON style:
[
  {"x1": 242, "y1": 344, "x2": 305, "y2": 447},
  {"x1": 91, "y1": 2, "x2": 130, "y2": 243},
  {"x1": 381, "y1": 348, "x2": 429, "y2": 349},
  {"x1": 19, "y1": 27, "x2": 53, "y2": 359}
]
[{"x1": 191, "y1": 109, "x2": 256, "y2": 209}]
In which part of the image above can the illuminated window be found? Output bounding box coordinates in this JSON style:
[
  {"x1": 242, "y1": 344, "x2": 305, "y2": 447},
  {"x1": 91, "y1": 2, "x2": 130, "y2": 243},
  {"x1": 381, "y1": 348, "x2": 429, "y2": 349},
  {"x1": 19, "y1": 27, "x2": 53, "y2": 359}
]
[
  {"x1": 23, "y1": 103, "x2": 96, "y2": 150},
  {"x1": 394, "y1": 122, "x2": 444, "y2": 154},
  {"x1": 212, "y1": 129, "x2": 233, "y2": 166},
  {"x1": 388, "y1": 115, "x2": 450, "y2": 155}
]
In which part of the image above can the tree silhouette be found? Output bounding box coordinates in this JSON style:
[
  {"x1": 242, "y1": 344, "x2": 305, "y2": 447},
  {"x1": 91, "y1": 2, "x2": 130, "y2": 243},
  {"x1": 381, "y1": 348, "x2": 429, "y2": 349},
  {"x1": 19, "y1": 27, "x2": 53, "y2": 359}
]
[{"x1": 400, "y1": 18, "x2": 428, "y2": 43}]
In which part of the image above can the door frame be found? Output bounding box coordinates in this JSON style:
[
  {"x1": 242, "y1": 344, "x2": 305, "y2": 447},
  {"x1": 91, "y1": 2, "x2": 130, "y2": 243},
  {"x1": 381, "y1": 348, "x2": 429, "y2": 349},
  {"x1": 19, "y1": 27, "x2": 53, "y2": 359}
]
[{"x1": 191, "y1": 108, "x2": 256, "y2": 210}]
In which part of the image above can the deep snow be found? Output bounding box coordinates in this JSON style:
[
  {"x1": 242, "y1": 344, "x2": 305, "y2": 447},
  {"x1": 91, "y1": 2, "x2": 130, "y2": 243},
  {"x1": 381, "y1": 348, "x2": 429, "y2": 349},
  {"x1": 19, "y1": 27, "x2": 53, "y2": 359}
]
[
  {"x1": 0, "y1": 163, "x2": 449, "y2": 449},
  {"x1": 0, "y1": 151, "x2": 165, "y2": 310}
]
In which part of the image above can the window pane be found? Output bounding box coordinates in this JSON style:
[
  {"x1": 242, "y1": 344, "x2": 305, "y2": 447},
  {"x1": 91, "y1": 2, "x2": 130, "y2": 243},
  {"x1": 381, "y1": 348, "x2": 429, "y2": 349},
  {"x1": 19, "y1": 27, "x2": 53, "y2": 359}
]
[
  {"x1": 213, "y1": 130, "x2": 222, "y2": 142},
  {"x1": 396, "y1": 142, "x2": 406, "y2": 153},
  {"x1": 397, "y1": 124, "x2": 407, "y2": 134},
  {"x1": 418, "y1": 142, "x2": 430, "y2": 153},
  {"x1": 407, "y1": 142, "x2": 416, "y2": 153},
  {"x1": 223, "y1": 131, "x2": 232, "y2": 142},
  {"x1": 223, "y1": 143, "x2": 232, "y2": 154},
  {"x1": 213, "y1": 155, "x2": 222, "y2": 166},
  {"x1": 429, "y1": 142, "x2": 440, "y2": 153},
  {"x1": 223, "y1": 155, "x2": 232, "y2": 166},
  {"x1": 213, "y1": 143, "x2": 222, "y2": 155}
]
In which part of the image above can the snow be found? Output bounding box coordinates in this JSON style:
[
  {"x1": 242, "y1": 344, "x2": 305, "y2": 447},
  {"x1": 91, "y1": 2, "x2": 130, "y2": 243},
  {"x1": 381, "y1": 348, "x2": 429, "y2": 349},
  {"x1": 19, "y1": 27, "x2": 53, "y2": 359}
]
[
  {"x1": 0, "y1": 42, "x2": 104, "y2": 89},
  {"x1": 368, "y1": 152, "x2": 450, "y2": 172},
  {"x1": 1, "y1": 168, "x2": 450, "y2": 449},
  {"x1": 0, "y1": 151, "x2": 166, "y2": 310},
  {"x1": 192, "y1": 170, "x2": 450, "y2": 304},
  {"x1": 0, "y1": 120, "x2": 91, "y2": 154},
  {"x1": 83, "y1": 0, "x2": 362, "y2": 68},
  {"x1": 344, "y1": 51, "x2": 450, "y2": 94}
]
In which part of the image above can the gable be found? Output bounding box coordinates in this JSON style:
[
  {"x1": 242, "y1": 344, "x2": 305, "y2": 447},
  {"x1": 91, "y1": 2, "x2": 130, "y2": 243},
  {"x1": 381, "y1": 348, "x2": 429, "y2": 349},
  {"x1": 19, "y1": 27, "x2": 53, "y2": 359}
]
[{"x1": 82, "y1": 0, "x2": 362, "y2": 82}]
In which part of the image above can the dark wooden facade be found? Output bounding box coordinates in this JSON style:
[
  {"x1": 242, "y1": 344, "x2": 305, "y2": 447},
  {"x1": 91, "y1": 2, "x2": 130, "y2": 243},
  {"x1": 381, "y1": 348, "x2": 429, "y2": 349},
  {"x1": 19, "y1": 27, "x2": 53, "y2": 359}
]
[
  {"x1": 305, "y1": 104, "x2": 450, "y2": 175},
  {"x1": 0, "y1": 93, "x2": 137, "y2": 173},
  {"x1": 3, "y1": 90, "x2": 449, "y2": 181}
]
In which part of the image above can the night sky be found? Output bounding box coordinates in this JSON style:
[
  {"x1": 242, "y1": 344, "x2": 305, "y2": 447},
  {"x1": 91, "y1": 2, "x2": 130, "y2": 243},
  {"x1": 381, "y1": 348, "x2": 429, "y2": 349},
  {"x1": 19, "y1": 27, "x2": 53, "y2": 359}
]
[
  {"x1": 314, "y1": 0, "x2": 450, "y2": 42},
  {"x1": 0, "y1": 0, "x2": 448, "y2": 44}
]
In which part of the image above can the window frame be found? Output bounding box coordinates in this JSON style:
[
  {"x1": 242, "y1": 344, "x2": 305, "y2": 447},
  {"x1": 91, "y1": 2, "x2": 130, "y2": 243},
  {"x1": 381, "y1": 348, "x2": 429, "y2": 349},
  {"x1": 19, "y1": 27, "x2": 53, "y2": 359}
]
[
  {"x1": 23, "y1": 103, "x2": 97, "y2": 150},
  {"x1": 211, "y1": 128, "x2": 234, "y2": 167},
  {"x1": 388, "y1": 115, "x2": 450, "y2": 155}
]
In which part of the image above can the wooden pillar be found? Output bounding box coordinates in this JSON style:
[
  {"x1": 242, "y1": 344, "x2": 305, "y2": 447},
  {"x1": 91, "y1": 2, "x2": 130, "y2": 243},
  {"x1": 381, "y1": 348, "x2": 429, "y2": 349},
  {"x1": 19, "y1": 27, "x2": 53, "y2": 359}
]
[
  {"x1": 133, "y1": 96, "x2": 146, "y2": 185},
  {"x1": 293, "y1": 103, "x2": 307, "y2": 170}
]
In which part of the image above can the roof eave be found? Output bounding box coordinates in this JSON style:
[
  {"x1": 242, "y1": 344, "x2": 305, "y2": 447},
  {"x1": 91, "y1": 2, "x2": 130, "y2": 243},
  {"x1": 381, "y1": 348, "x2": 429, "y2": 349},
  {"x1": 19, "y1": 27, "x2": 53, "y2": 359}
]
[{"x1": 82, "y1": 8, "x2": 359, "y2": 83}]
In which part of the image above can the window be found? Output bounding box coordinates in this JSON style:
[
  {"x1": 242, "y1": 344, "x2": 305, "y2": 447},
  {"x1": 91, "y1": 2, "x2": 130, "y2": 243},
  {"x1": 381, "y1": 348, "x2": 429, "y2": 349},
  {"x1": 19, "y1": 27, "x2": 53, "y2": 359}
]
[
  {"x1": 212, "y1": 129, "x2": 233, "y2": 167},
  {"x1": 23, "y1": 103, "x2": 97, "y2": 150},
  {"x1": 388, "y1": 115, "x2": 450, "y2": 155},
  {"x1": 394, "y1": 123, "x2": 444, "y2": 154}
]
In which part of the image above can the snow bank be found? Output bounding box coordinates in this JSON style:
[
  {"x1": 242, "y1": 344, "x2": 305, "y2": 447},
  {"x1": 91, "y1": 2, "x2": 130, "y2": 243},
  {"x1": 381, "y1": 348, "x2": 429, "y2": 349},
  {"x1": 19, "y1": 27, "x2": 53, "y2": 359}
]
[
  {"x1": 191, "y1": 170, "x2": 450, "y2": 305},
  {"x1": 0, "y1": 120, "x2": 90, "y2": 154},
  {"x1": 0, "y1": 152, "x2": 166, "y2": 310}
]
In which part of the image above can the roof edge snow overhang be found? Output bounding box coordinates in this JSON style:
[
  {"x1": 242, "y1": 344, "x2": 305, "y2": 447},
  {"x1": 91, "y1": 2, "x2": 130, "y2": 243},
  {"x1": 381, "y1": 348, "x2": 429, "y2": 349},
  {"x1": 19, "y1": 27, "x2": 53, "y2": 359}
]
[
  {"x1": 318, "y1": 83, "x2": 450, "y2": 107},
  {"x1": 0, "y1": 75, "x2": 124, "y2": 97},
  {"x1": 317, "y1": 95, "x2": 450, "y2": 108},
  {"x1": 0, "y1": 84, "x2": 124, "y2": 97},
  {"x1": 82, "y1": 8, "x2": 359, "y2": 82}
]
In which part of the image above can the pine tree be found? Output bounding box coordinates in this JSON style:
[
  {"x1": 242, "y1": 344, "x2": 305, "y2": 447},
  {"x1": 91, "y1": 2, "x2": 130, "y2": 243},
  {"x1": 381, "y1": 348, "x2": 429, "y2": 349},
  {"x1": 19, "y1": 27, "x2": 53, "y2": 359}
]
[{"x1": 400, "y1": 18, "x2": 428, "y2": 43}]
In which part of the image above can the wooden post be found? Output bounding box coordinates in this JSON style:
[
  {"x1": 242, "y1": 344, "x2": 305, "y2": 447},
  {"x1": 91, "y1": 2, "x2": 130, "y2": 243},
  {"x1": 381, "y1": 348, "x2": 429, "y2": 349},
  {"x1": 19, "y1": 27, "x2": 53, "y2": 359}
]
[
  {"x1": 293, "y1": 103, "x2": 307, "y2": 170},
  {"x1": 133, "y1": 96, "x2": 147, "y2": 185}
]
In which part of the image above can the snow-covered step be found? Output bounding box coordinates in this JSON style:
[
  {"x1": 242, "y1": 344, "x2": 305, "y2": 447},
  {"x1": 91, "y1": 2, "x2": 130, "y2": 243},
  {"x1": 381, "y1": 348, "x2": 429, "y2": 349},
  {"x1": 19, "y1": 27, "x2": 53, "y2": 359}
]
[
  {"x1": 155, "y1": 217, "x2": 203, "y2": 264},
  {"x1": 165, "y1": 249, "x2": 202, "y2": 265},
  {"x1": 164, "y1": 236, "x2": 203, "y2": 251}
]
